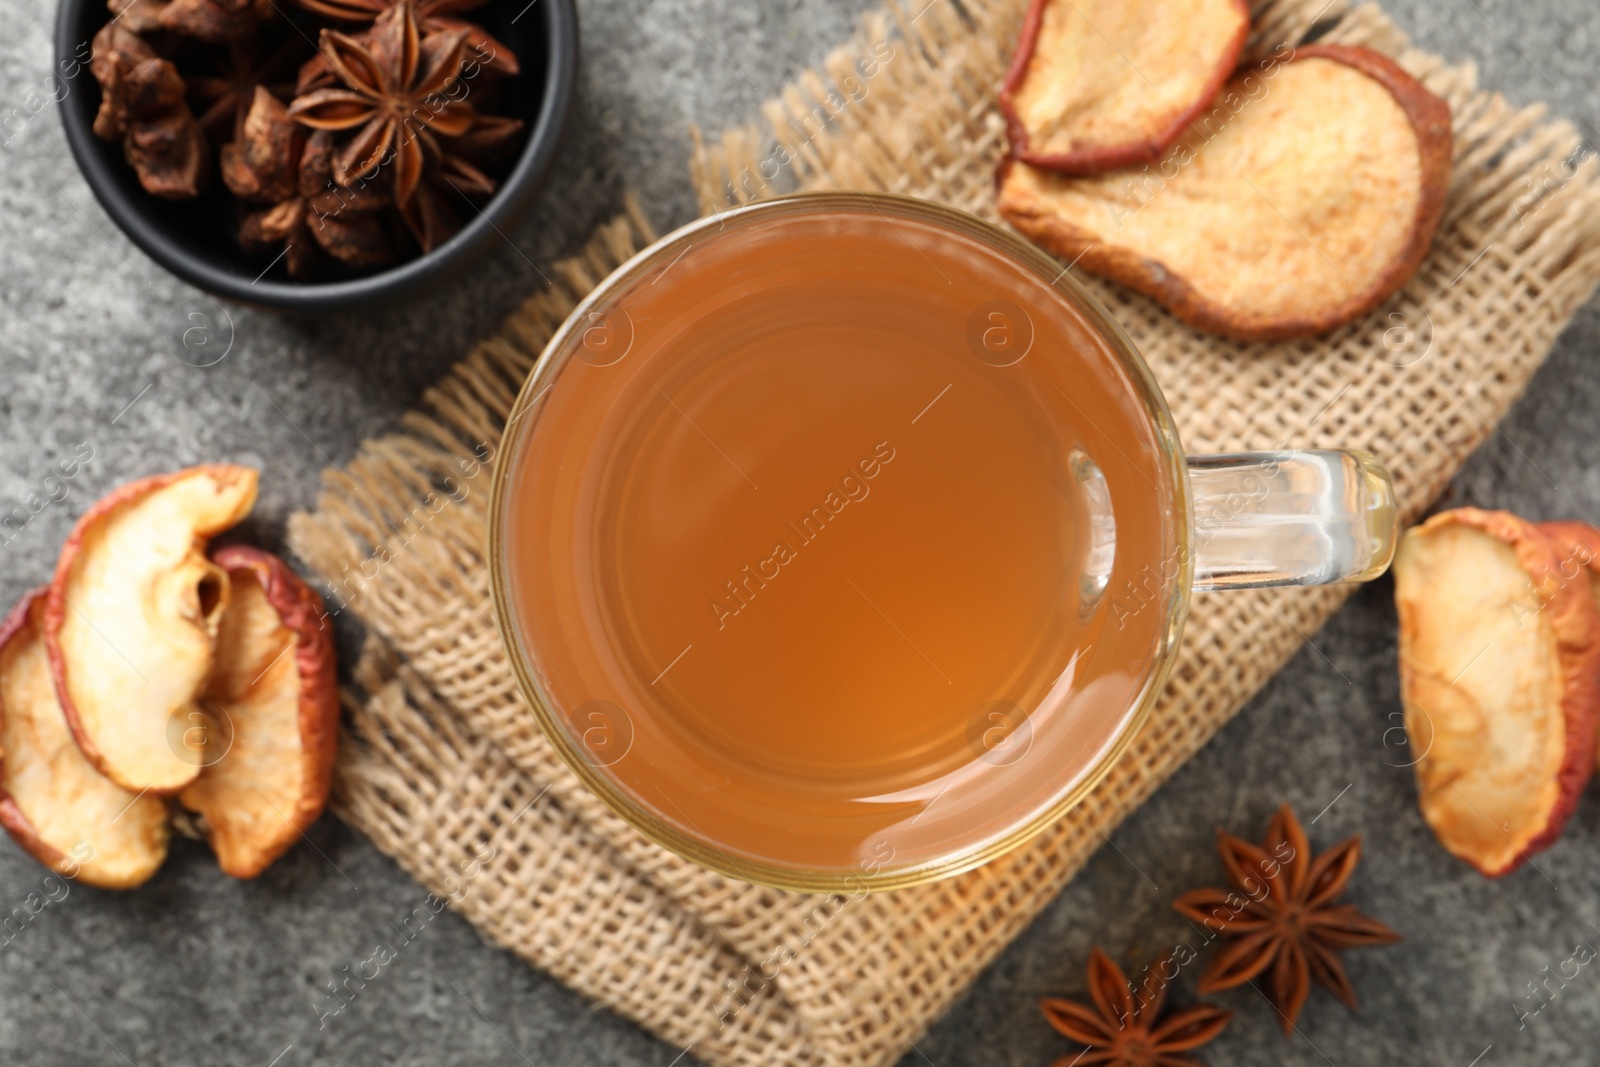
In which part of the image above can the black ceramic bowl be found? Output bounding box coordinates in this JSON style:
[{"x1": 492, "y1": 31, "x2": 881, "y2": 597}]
[{"x1": 54, "y1": 0, "x2": 577, "y2": 311}]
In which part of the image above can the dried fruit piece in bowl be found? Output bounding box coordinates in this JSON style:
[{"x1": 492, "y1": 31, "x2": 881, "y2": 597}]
[
  {"x1": 221, "y1": 85, "x2": 305, "y2": 204},
  {"x1": 179, "y1": 546, "x2": 338, "y2": 878},
  {"x1": 0, "y1": 590, "x2": 169, "y2": 889},
  {"x1": 1393, "y1": 509, "x2": 1600, "y2": 876},
  {"x1": 997, "y1": 45, "x2": 1453, "y2": 341},
  {"x1": 155, "y1": 0, "x2": 274, "y2": 45},
  {"x1": 89, "y1": 23, "x2": 212, "y2": 200},
  {"x1": 45, "y1": 465, "x2": 259, "y2": 796},
  {"x1": 999, "y1": 0, "x2": 1250, "y2": 173}
]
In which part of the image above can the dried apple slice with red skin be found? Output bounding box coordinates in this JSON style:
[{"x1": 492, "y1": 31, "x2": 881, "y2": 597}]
[
  {"x1": 997, "y1": 45, "x2": 1453, "y2": 341},
  {"x1": 1537, "y1": 521, "x2": 1600, "y2": 771},
  {"x1": 999, "y1": 0, "x2": 1251, "y2": 174},
  {"x1": 1537, "y1": 521, "x2": 1600, "y2": 607},
  {"x1": 45, "y1": 465, "x2": 259, "y2": 795},
  {"x1": 179, "y1": 545, "x2": 338, "y2": 878},
  {"x1": 0, "y1": 589, "x2": 169, "y2": 889},
  {"x1": 1393, "y1": 509, "x2": 1600, "y2": 877}
]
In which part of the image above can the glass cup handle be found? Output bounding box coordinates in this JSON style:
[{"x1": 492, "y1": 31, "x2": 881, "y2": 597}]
[{"x1": 1187, "y1": 450, "x2": 1397, "y2": 590}]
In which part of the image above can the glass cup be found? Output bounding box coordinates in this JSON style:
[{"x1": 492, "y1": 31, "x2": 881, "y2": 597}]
[{"x1": 488, "y1": 193, "x2": 1396, "y2": 893}]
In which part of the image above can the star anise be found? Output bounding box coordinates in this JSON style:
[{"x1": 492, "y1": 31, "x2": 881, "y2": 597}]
[
  {"x1": 295, "y1": 36, "x2": 351, "y2": 94},
  {"x1": 286, "y1": 0, "x2": 474, "y2": 207},
  {"x1": 298, "y1": 128, "x2": 395, "y2": 265},
  {"x1": 188, "y1": 37, "x2": 306, "y2": 139},
  {"x1": 396, "y1": 175, "x2": 457, "y2": 251},
  {"x1": 1173, "y1": 805, "x2": 1401, "y2": 1035},
  {"x1": 1041, "y1": 948, "x2": 1231, "y2": 1067},
  {"x1": 225, "y1": 87, "x2": 392, "y2": 277},
  {"x1": 441, "y1": 110, "x2": 522, "y2": 165},
  {"x1": 289, "y1": 0, "x2": 517, "y2": 74},
  {"x1": 390, "y1": 109, "x2": 520, "y2": 251}
]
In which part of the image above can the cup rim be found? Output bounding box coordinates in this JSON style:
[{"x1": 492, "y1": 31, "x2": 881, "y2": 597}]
[{"x1": 488, "y1": 191, "x2": 1195, "y2": 893}]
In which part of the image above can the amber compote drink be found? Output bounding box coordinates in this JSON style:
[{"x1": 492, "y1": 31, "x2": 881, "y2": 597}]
[{"x1": 491, "y1": 194, "x2": 1395, "y2": 891}]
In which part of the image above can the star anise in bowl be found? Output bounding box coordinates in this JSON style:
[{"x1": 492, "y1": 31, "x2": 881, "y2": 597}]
[
  {"x1": 79, "y1": 0, "x2": 531, "y2": 284},
  {"x1": 286, "y1": 0, "x2": 515, "y2": 253},
  {"x1": 294, "y1": 0, "x2": 519, "y2": 75},
  {"x1": 223, "y1": 88, "x2": 396, "y2": 277},
  {"x1": 1173, "y1": 804, "x2": 1401, "y2": 1035}
]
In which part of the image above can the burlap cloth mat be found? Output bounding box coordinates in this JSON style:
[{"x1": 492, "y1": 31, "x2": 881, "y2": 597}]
[{"x1": 286, "y1": 0, "x2": 1600, "y2": 1063}]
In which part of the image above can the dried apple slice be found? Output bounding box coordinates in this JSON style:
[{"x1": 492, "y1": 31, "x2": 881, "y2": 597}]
[
  {"x1": 997, "y1": 45, "x2": 1453, "y2": 341},
  {"x1": 1537, "y1": 521, "x2": 1600, "y2": 770},
  {"x1": 179, "y1": 546, "x2": 338, "y2": 878},
  {"x1": 45, "y1": 465, "x2": 259, "y2": 795},
  {"x1": 1393, "y1": 509, "x2": 1600, "y2": 877},
  {"x1": 1538, "y1": 521, "x2": 1600, "y2": 609},
  {"x1": 0, "y1": 589, "x2": 169, "y2": 889},
  {"x1": 999, "y1": 0, "x2": 1250, "y2": 173}
]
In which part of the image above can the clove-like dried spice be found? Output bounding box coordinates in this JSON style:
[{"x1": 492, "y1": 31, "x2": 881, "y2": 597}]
[
  {"x1": 221, "y1": 84, "x2": 303, "y2": 201},
  {"x1": 158, "y1": 0, "x2": 273, "y2": 44},
  {"x1": 91, "y1": 24, "x2": 209, "y2": 198}
]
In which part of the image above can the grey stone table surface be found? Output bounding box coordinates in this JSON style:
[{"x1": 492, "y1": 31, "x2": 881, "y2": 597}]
[{"x1": 1, "y1": 0, "x2": 1598, "y2": 1063}]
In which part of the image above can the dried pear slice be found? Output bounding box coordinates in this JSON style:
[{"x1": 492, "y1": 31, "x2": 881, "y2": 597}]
[
  {"x1": 1000, "y1": 0, "x2": 1250, "y2": 173},
  {"x1": 997, "y1": 45, "x2": 1452, "y2": 341}
]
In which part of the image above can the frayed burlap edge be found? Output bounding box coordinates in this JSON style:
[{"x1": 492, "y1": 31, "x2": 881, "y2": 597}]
[{"x1": 291, "y1": 0, "x2": 1600, "y2": 1064}]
